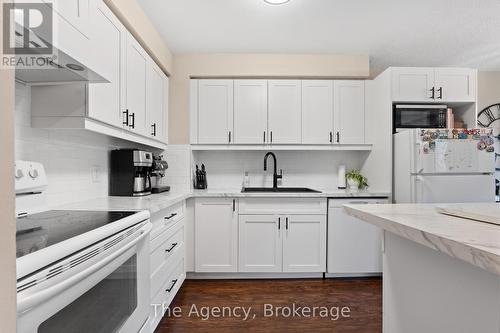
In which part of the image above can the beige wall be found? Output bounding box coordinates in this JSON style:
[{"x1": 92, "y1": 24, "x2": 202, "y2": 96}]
[
  {"x1": 169, "y1": 53, "x2": 370, "y2": 144},
  {"x1": 0, "y1": 0, "x2": 17, "y2": 328},
  {"x1": 478, "y1": 71, "x2": 500, "y2": 113},
  {"x1": 105, "y1": 0, "x2": 173, "y2": 74}
]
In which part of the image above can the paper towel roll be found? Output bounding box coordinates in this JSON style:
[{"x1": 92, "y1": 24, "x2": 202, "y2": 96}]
[{"x1": 338, "y1": 165, "x2": 346, "y2": 189}]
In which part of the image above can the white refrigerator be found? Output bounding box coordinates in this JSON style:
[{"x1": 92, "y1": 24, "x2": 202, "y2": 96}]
[{"x1": 394, "y1": 128, "x2": 496, "y2": 203}]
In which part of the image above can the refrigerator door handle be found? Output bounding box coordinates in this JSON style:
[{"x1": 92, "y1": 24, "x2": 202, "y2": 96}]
[{"x1": 412, "y1": 176, "x2": 423, "y2": 203}]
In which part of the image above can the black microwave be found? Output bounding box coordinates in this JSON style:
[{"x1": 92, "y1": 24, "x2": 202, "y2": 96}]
[{"x1": 393, "y1": 104, "x2": 448, "y2": 133}]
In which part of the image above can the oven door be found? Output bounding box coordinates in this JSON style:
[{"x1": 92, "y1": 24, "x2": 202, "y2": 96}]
[
  {"x1": 394, "y1": 104, "x2": 447, "y2": 130},
  {"x1": 17, "y1": 222, "x2": 151, "y2": 333}
]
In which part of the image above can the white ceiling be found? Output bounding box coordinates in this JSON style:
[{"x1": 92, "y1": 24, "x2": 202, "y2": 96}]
[{"x1": 137, "y1": 0, "x2": 500, "y2": 73}]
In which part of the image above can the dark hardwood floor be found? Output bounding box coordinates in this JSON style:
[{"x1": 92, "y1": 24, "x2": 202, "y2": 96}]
[{"x1": 155, "y1": 278, "x2": 382, "y2": 333}]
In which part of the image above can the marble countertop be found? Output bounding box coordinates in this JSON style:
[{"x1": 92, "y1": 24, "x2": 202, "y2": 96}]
[
  {"x1": 343, "y1": 203, "x2": 500, "y2": 276},
  {"x1": 57, "y1": 188, "x2": 390, "y2": 215}
]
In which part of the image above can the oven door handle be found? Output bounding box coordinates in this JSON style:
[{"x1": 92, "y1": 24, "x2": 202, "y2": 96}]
[{"x1": 17, "y1": 223, "x2": 152, "y2": 313}]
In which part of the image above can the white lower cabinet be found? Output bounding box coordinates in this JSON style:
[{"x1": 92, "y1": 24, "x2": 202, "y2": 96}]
[
  {"x1": 327, "y1": 198, "x2": 388, "y2": 275},
  {"x1": 282, "y1": 215, "x2": 326, "y2": 273},
  {"x1": 194, "y1": 198, "x2": 238, "y2": 272},
  {"x1": 238, "y1": 198, "x2": 327, "y2": 273},
  {"x1": 144, "y1": 202, "x2": 186, "y2": 333},
  {"x1": 239, "y1": 214, "x2": 326, "y2": 273},
  {"x1": 238, "y1": 215, "x2": 282, "y2": 272}
]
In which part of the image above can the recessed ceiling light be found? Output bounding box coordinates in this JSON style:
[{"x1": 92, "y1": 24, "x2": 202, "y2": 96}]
[{"x1": 264, "y1": 0, "x2": 291, "y2": 5}]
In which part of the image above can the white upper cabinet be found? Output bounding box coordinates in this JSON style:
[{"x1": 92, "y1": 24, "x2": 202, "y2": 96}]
[
  {"x1": 391, "y1": 67, "x2": 476, "y2": 103},
  {"x1": 126, "y1": 32, "x2": 148, "y2": 135},
  {"x1": 198, "y1": 80, "x2": 234, "y2": 144},
  {"x1": 268, "y1": 80, "x2": 302, "y2": 144},
  {"x1": 301, "y1": 80, "x2": 334, "y2": 144},
  {"x1": 192, "y1": 79, "x2": 369, "y2": 146},
  {"x1": 146, "y1": 61, "x2": 164, "y2": 140},
  {"x1": 334, "y1": 80, "x2": 365, "y2": 144},
  {"x1": 434, "y1": 68, "x2": 476, "y2": 102},
  {"x1": 233, "y1": 80, "x2": 268, "y2": 144},
  {"x1": 391, "y1": 67, "x2": 435, "y2": 102},
  {"x1": 238, "y1": 215, "x2": 282, "y2": 273},
  {"x1": 47, "y1": 0, "x2": 90, "y2": 37},
  {"x1": 87, "y1": 0, "x2": 125, "y2": 128},
  {"x1": 282, "y1": 215, "x2": 326, "y2": 273},
  {"x1": 195, "y1": 199, "x2": 238, "y2": 273}
]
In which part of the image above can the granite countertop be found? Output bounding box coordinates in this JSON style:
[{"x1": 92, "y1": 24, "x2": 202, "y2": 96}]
[
  {"x1": 343, "y1": 203, "x2": 500, "y2": 276},
  {"x1": 57, "y1": 188, "x2": 390, "y2": 215}
]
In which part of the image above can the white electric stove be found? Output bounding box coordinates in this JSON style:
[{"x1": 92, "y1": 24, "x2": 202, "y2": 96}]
[{"x1": 15, "y1": 161, "x2": 152, "y2": 333}]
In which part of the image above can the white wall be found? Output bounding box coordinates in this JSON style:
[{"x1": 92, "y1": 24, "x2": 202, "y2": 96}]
[{"x1": 192, "y1": 150, "x2": 368, "y2": 191}]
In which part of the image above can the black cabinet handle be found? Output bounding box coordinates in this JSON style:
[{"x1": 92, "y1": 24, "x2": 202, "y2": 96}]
[
  {"x1": 430, "y1": 87, "x2": 435, "y2": 99},
  {"x1": 228, "y1": 131, "x2": 232, "y2": 143},
  {"x1": 263, "y1": 131, "x2": 266, "y2": 143},
  {"x1": 166, "y1": 279, "x2": 178, "y2": 293},
  {"x1": 165, "y1": 242, "x2": 178, "y2": 253},
  {"x1": 164, "y1": 213, "x2": 177, "y2": 220},
  {"x1": 233, "y1": 199, "x2": 236, "y2": 212},
  {"x1": 329, "y1": 131, "x2": 333, "y2": 143},
  {"x1": 151, "y1": 123, "x2": 157, "y2": 136},
  {"x1": 129, "y1": 113, "x2": 135, "y2": 129},
  {"x1": 437, "y1": 87, "x2": 443, "y2": 99},
  {"x1": 278, "y1": 217, "x2": 281, "y2": 230},
  {"x1": 270, "y1": 131, "x2": 273, "y2": 143},
  {"x1": 286, "y1": 217, "x2": 289, "y2": 230},
  {"x1": 122, "y1": 109, "x2": 129, "y2": 126},
  {"x1": 336, "y1": 132, "x2": 340, "y2": 143}
]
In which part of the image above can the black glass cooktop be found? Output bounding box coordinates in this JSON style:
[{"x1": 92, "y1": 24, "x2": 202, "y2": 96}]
[{"x1": 16, "y1": 210, "x2": 137, "y2": 259}]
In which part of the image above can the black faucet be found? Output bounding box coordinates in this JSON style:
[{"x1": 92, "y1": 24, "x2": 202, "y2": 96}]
[{"x1": 264, "y1": 152, "x2": 282, "y2": 190}]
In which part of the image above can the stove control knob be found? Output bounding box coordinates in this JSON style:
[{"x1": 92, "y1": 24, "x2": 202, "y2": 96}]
[
  {"x1": 15, "y1": 169, "x2": 24, "y2": 179},
  {"x1": 29, "y1": 168, "x2": 39, "y2": 179}
]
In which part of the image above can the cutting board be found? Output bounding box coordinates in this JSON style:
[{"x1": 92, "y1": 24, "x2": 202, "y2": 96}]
[{"x1": 437, "y1": 205, "x2": 500, "y2": 226}]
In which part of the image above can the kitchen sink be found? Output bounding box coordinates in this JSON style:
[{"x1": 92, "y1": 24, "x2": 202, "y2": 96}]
[{"x1": 241, "y1": 187, "x2": 321, "y2": 193}]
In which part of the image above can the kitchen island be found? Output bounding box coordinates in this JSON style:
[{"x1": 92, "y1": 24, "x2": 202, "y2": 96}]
[{"x1": 344, "y1": 203, "x2": 500, "y2": 333}]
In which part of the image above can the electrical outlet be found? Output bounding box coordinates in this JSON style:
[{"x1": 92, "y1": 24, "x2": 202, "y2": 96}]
[{"x1": 91, "y1": 166, "x2": 101, "y2": 183}]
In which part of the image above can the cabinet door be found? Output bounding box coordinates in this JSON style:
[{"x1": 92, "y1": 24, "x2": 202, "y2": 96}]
[
  {"x1": 268, "y1": 80, "x2": 302, "y2": 144},
  {"x1": 327, "y1": 202, "x2": 384, "y2": 274},
  {"x1": 434, "y1": 68, "x2": 476, "y2": 102},
  {"x1": 334, "y1": 80, "x2": 365, "y2": 144},
  {"x1": 282, "y1": 215, "x2": 326, "y2": 273},
  {"x1": 302, "y1": 80, "x2": 334, "y2": 144},
  {"x1": 195, "y1": 199, "x2": 238, "y2": 272},
  {"x1": 239, "y1": 215, "x2": 282, "y2": 272},
  {"x1": 87, "y1": 1, "x2": 125, "y2": 128},
  {"x1": 126, "y1": 33, "x2": 148, "y2": 135},
  {"x1": 233, "y1": 80, "x2": 268, "y2": 144},
  {"x1": 47, "y1": 0, "x2": 90, "y2": 37},
  {"x1": 146, "y1": 61, "x2": 164, "y2": 140},
  {"x1": 198, "y1": 80, "x2": 234, "y2": 144},
  {"x1": 161, "y1": 74, "x2": 169, "y2": 143},
  {"x1": 391, "y1": 67, "x2": 435, "y2": 102}
]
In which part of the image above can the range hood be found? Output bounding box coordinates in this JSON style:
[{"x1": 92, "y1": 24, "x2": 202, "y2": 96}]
[{"x1": 13, "y1": 23, "x2": 108, "y2": 84}]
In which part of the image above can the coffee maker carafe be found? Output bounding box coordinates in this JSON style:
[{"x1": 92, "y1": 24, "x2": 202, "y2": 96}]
[{"x1": 110, "y1": 149, "x2": 153, "y2": 196}]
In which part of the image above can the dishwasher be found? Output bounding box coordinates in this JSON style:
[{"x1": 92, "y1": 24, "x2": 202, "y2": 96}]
[{"x1": 326, "y1": 198, "x2": 389, "y2": 276}]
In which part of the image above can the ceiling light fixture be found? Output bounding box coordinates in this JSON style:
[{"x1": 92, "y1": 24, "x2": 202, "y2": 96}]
[{"x1": 264, "y1": 0, "x2": 291, "y2": 5}]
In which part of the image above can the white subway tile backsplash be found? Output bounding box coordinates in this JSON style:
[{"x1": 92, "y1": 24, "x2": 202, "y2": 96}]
[{"x1": 14, "y1": 82, "x2": 135, "y2": 208}]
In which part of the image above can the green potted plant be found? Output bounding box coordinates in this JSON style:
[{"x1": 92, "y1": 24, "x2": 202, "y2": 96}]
[{"x1": 345, "y1": 170, "x2": 368, "y2": 192}]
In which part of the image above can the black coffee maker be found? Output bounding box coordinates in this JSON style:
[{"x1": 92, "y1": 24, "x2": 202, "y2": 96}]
[{"x1": 110, "y1": 149, "x2": 153, "y2": 196}]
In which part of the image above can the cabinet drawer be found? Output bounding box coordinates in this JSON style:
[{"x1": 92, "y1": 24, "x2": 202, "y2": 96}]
[
  {"x1": 239, "y1": 198, "x2": 327, "y2": 215},
  {"x1": 150, "y1": 201, "x2": 185, "y2": 240},
  {"x1": 148, "y1": 257, "x2": 185, "y2": 332},
  {"x1": 150, "y1": 225, "x2": 184, "y2": 296}
]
